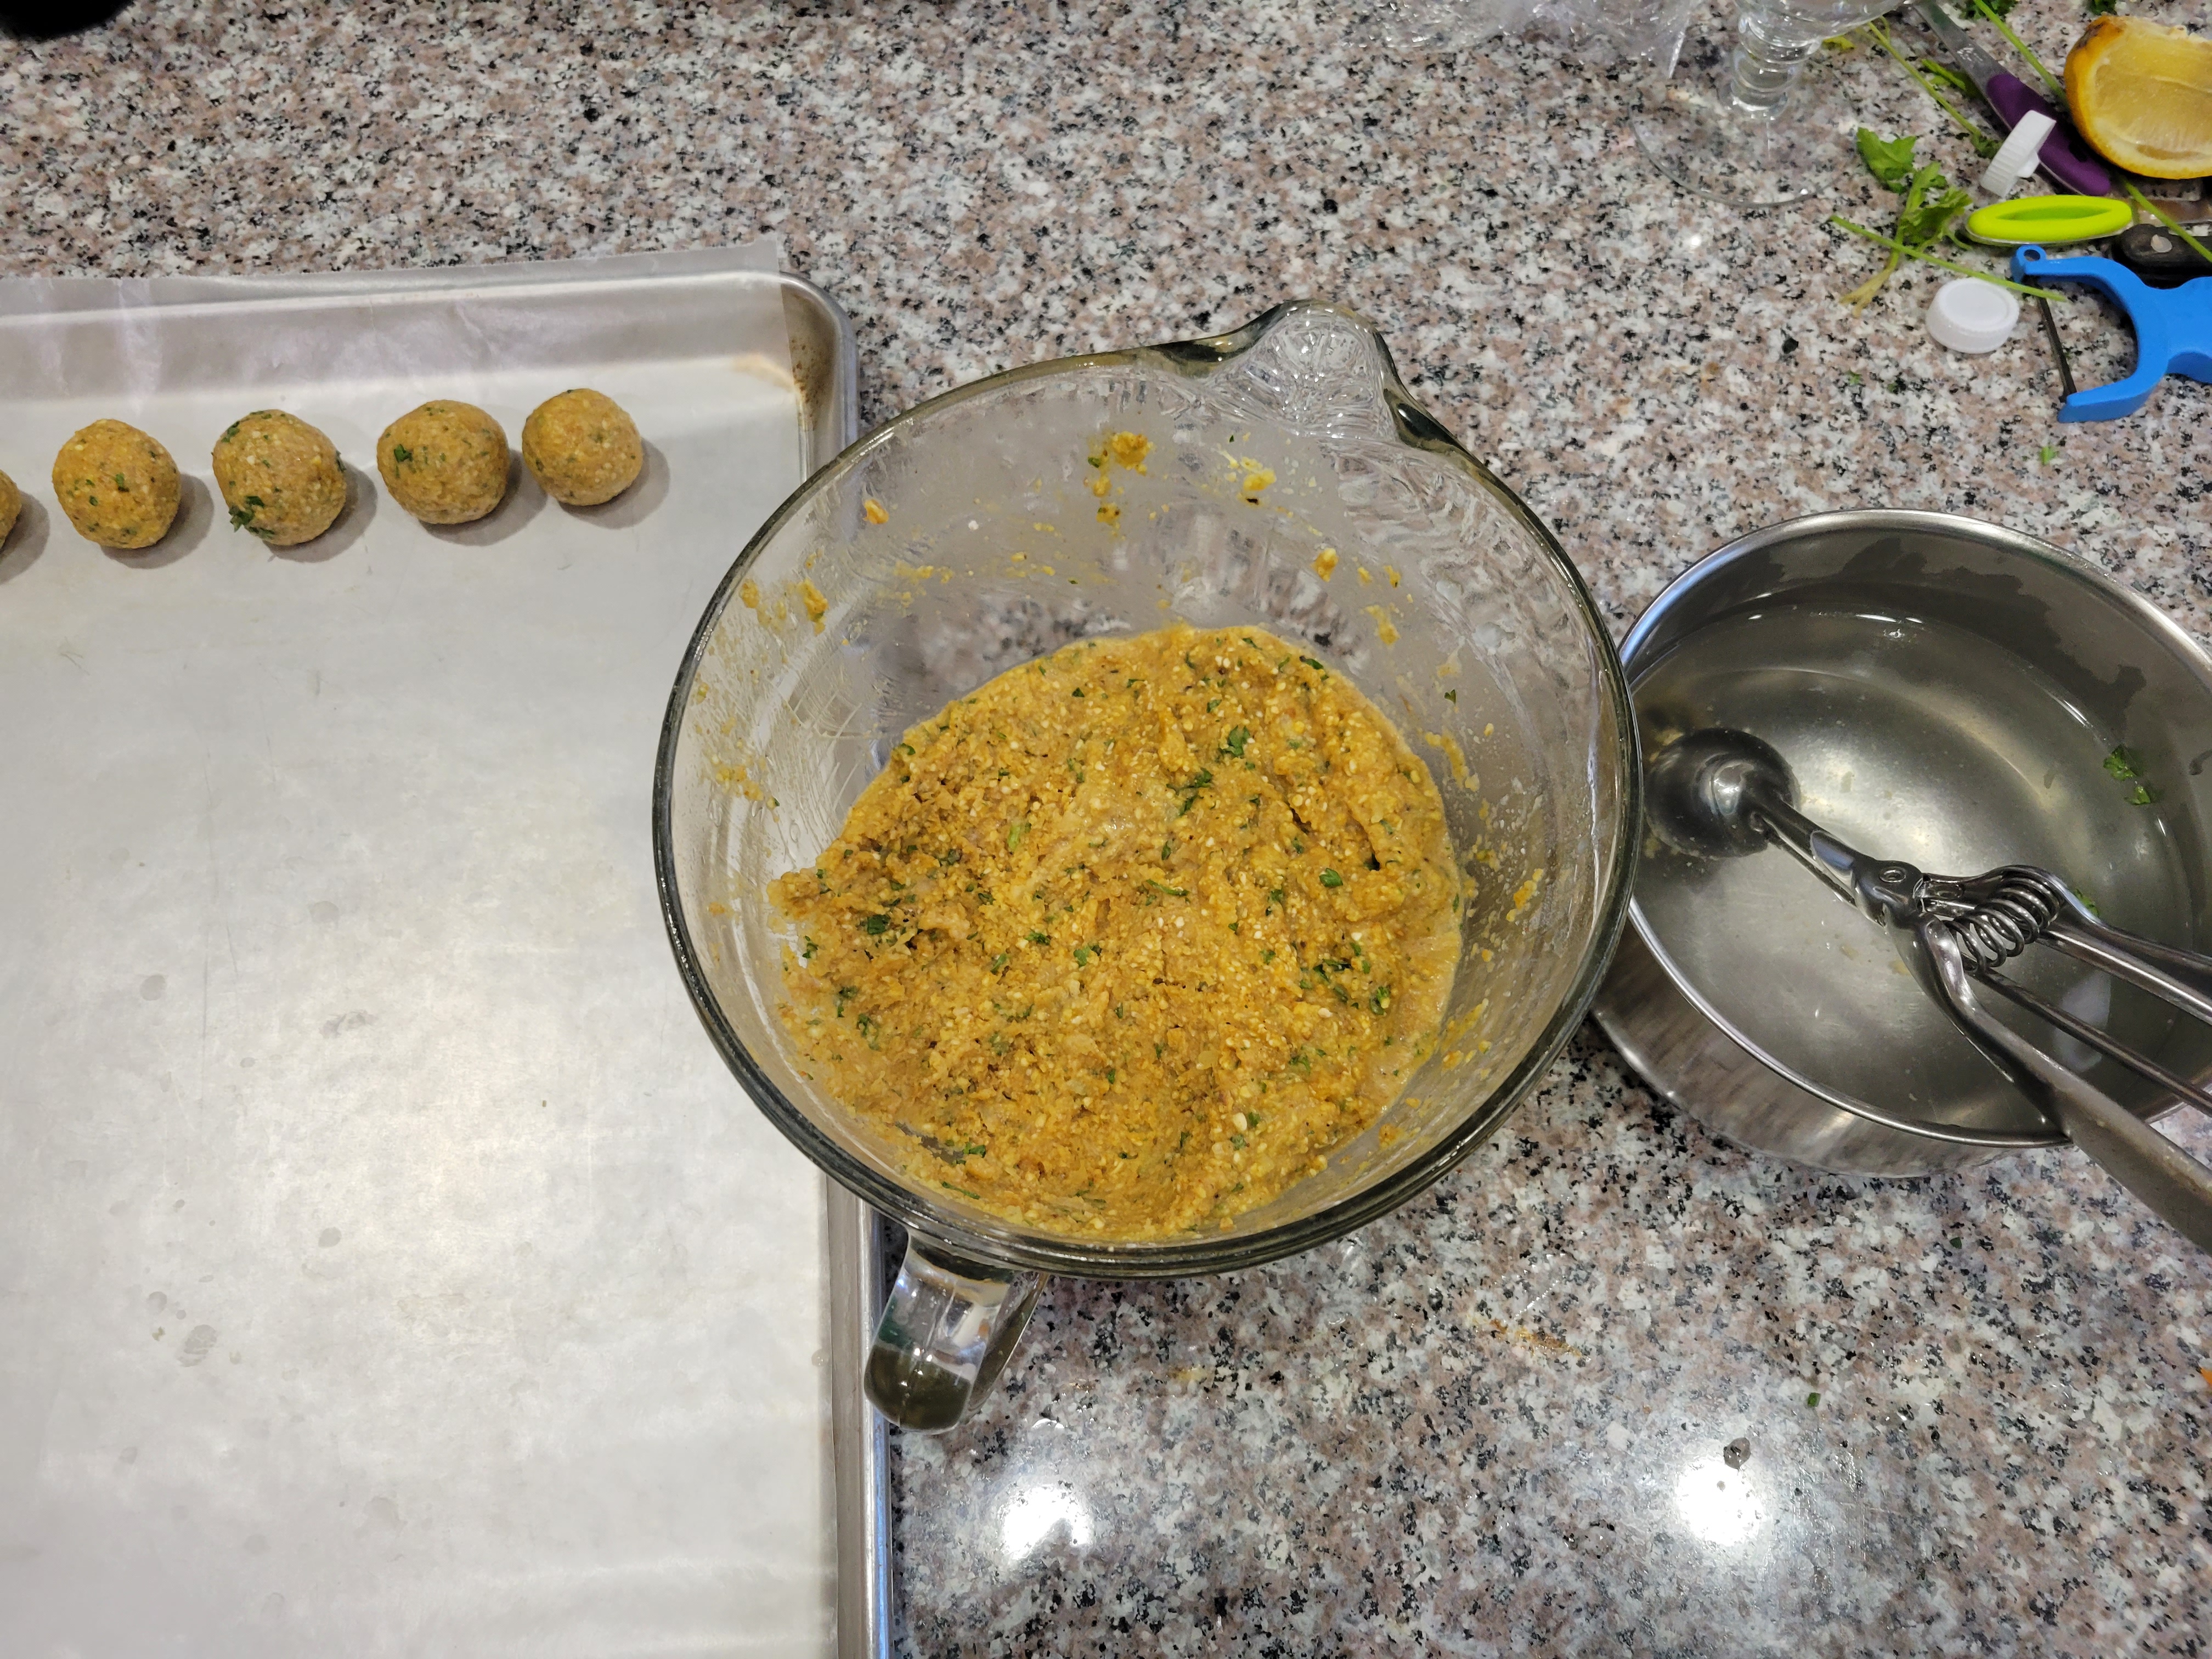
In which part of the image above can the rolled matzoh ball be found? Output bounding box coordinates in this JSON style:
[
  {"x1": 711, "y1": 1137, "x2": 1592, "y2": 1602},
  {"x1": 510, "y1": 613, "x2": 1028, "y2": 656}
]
[
  {"x1": 377, "y1": 400, "x2": 510, "y2": 526},
  {"x1": 212, "y1": 410, "x2": 348, "y2": 548},
  {"x1": 522, "y1": 388, "x2": 644, "y2": 508},
  {"x1": 52, "y1": 420, "x2": 180, "y2": 549}
]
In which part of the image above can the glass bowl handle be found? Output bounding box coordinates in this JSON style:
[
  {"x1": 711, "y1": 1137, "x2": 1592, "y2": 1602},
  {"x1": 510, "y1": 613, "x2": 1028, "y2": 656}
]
[{"x1": 864, "y1": 1234, "x2": 1043, "y2": 1433}]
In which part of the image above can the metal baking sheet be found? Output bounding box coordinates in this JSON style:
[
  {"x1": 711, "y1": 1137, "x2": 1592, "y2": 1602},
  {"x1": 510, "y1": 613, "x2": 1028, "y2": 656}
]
[{"x1": 0, "y1": 250, "x2": 885, "y2": 1658}]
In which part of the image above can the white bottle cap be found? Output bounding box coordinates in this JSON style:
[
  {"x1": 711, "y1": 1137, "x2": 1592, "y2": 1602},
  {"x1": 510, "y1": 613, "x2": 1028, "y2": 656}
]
[
  {"x1": 1927, "y1": 278, "x2": 2022, "y2": 354},
  {"x1": 1979, "y1": 111, "x2": 2057, "y2": 197}
]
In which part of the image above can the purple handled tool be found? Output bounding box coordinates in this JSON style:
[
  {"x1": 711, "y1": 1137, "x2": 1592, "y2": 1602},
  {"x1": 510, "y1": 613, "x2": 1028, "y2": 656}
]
[{"x1": 1911, "y1": 0, "x2": 2112, "y2": 196}]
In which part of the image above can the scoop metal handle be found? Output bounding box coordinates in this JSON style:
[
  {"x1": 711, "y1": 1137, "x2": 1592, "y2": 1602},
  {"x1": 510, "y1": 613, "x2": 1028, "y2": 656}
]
[
  {"x1": 1649, "y1": 727, "x2": 2212, "y2": 1251},
  {"x1": 2045, "y1": 910, "x2": 2212, "y2": 1028},
  {"x1": 1917, "y1": 927, "x2": 2212, "y2": 1254}
]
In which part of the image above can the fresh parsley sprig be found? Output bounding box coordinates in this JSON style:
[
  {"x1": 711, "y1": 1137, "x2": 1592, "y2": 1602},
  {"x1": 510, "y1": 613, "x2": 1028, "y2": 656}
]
[
  {"x1": 1830, "y1": 217, "x2": 2071, "y2": 298},
  {"x1": 1970, "y1": 0, "x2": 2064, "y2": 99},
  {"x1": 1855, "y1": 18, "x2": 2000, "y2": 157},
  {"x1": 1855, "y1": 129, "x2": 1921, "y2": 193},
  {"x1": 1835, "y1": 132, "x2": 1976, "y2": 309}
]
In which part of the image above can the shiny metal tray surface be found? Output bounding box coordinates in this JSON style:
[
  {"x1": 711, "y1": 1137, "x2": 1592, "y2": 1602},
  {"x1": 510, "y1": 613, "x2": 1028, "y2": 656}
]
[{"x1": 0, "y1": 253, "x2": 885, "y2": 1658}]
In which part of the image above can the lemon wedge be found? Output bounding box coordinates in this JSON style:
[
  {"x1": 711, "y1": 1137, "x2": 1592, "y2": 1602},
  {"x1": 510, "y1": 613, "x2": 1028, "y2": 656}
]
[{"x1": 2066, "y1": 16, "x2": 2212, "y2": 180}]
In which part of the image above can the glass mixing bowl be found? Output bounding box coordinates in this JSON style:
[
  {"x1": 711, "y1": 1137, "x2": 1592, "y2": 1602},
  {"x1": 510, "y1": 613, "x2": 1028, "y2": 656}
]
[{"x1": 654, "y1": 302, "x2": 1638, "y2": 1429}]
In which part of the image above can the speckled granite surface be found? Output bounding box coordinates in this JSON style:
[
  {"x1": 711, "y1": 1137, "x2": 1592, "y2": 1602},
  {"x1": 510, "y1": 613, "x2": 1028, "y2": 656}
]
[{"x1": 7, "y1": 0, "x2": 2212, "y2": 1652}]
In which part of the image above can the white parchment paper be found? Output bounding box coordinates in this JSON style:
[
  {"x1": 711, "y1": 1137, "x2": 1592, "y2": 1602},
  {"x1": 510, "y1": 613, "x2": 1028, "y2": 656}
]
[{"x1": 0, "y1": 239, "x2": 838, "y2": 1657}]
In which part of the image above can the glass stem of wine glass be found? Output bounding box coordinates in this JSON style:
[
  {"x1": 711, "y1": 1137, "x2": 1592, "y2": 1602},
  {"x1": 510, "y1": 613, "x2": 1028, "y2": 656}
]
[{"x1": 1730, "y1": 4, "x2": 1821, "y2": 116}]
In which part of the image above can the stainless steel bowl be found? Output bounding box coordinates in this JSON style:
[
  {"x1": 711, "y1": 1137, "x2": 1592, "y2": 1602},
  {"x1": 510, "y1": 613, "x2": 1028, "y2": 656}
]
[{"x1": 1594, "y1": 510, "x2": 2212, "y2": 1176}]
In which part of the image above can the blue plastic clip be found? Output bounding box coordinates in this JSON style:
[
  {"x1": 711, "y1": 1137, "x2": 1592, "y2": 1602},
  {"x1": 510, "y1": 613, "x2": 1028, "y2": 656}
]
[{"x1": 2011, "y1": 244, "x2": 2212, "y2": 422}]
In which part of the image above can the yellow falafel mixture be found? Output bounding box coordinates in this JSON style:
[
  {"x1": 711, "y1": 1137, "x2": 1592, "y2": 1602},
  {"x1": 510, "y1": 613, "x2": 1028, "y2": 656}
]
[{"x1": 770, "y1": 623, "x2": 1461, "y2": 1239}]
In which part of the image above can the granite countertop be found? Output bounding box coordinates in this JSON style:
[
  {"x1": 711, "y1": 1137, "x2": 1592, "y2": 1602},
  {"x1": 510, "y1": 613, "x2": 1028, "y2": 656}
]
[{"x1": 8, "y1": 0, "x2": 2212, "y2": 1651}]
